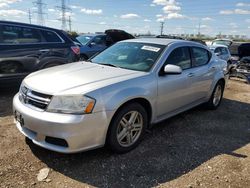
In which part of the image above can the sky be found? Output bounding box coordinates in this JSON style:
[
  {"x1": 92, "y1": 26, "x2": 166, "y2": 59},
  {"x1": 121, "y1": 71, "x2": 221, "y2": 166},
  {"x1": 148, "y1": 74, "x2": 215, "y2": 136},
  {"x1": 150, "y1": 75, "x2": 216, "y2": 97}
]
[{"x1": 0, "y1": 0, "x2": 250, "y2": 37}]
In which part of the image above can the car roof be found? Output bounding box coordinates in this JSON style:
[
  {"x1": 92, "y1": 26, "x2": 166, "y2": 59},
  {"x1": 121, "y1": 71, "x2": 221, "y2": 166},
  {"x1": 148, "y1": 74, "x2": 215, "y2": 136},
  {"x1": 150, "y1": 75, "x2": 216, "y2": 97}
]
[
  {"x1": 208, "y1": 44, "x2": 228, "y2": 48},
  {"x1": 0, "y1": 20, "x2": 62, "y2": 32},
  {"x1": 78, "y1": 34, "x2": 106, "y2": 37},
  {"x1": 121, "y1": 38, "x2": 204, "y2": 47}
]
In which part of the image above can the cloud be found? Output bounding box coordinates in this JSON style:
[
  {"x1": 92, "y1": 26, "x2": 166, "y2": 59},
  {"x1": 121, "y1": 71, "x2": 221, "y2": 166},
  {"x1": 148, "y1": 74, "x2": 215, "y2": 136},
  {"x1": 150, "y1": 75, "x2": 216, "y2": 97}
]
[
  {"x1": 48, "y1": 8, "x2": 55, "y2": 12},
  {"x1": 143, "y1": 19, "x2": 151, "y2": 22},
  {"x1": 70, "y1": 5, "x2": 81, "y2": 9},
  {"x1": 80, "y1": 8, "x2": 103, "y2": 15},
  {"x1": 0, "y1": 2, "x2": 8, "y2": 7},
  {"x1": 236, "y1": 2, "x2": 250, "y2": 6},
  {"x1": 0, "y1": 9, "x2": 26, "y2": 17},
  {"x1": 152, "y1": 0, "x2": 178, "y2": 6},
  {"x1": 220, "y1": 9, "x2": 250, "y2": 15},
  {"x1": 120, "y1": 13, "x2": 140, "y2": 19},
  {"x1": 166, "y1": 12, "x2": 185, "y2": 19},
  {"x1": 99, "y1": 21, "x2": 106, "y2": 25},
  {"x1": 153, "y1": 0, "x2": 186, "y2": 20},
  {"x1": 202, "y1": 17, "x2": 213, "y2": 21},
  {"x1": 150, "y1": 3, "x2": 156, "y2": 7},
  {"x1": 246, "y1": 19, "x2": 250, "y2": 23},
  {"x1": 163, "y1": 4, "x2": 181, "y2": 13},
  {"x1": 0, "y1": 0, "x2": 21, "y2": 8},
  {"x1": 156, "y1": 12, "x2": 185, "y2": 21}
]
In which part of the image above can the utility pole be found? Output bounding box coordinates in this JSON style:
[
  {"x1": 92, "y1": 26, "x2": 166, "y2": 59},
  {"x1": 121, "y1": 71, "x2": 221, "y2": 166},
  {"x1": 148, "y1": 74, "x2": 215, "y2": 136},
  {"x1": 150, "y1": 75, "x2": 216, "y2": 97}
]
[
  {"x1": 56, "y1": 0, "x2": 71, "y2": 30},
  {"x1": 33, "y1": 0, "x2": 47, "y2": 26},
  {"x1": 160, "y1": 21, "x2": 164, "y2": 35},
  {"x1": 198, "y1": 19, "x2": 201, "y2": 38},
  {"x1": 68, "y1": 16, "x2": 72, "y2": 32},
  {"x1": 28, "y1": 9, "x2": 32, "y2": 24}
]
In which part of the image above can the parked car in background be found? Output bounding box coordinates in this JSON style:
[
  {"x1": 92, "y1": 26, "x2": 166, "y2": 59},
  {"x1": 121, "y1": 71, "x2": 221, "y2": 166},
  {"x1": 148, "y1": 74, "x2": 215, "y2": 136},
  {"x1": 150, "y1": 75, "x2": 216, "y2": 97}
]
[
  {"x1": 211, "y1": 39, "x2": 233, "y2": 47},
  {"x1": 76, "y1": 29, "x2": 134, "y2": 60},
  {"x1": 13, "y1": 38, "x2": 227, "y2": 154},
  {"x1": 209, "y1": 45, "x2": 231, "y2": 62},
  {"x1": 0, "y1": 21, "x2": 80, "y2": 86}
]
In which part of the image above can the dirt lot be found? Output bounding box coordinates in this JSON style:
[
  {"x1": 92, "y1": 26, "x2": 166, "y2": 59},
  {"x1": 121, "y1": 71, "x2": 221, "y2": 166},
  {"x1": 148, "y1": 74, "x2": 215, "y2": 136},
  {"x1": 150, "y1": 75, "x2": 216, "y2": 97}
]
[{"x1": 0, "y1": 80, "x2": 249, "y2": 188}]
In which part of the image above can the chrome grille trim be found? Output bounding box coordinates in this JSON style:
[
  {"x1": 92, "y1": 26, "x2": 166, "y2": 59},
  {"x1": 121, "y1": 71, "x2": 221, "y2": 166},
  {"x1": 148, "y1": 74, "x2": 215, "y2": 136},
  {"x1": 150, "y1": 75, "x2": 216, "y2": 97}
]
[{"x1": 19, "y1": 86, "x2": 52, "y2": 110}]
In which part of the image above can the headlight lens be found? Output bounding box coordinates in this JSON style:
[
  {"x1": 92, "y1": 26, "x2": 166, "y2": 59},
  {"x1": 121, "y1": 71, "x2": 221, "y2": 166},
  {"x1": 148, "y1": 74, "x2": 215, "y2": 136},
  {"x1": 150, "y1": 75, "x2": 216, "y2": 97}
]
[{"x1": 47, "y1": 95, "x2": 95, "y2": 114}]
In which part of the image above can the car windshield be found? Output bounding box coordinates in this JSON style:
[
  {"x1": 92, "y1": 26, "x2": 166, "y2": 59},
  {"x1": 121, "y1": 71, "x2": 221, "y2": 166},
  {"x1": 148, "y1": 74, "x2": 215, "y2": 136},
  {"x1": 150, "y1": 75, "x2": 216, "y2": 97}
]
[
  {"x1": 76, "y1": 35, "x2": 93, "y2": 45},
  {"x1": 212, "y1": 40, "x2": 232, "y2": 46},
  {"x1": 91, "y1": 42, "x2": 165, "y2": 72}
]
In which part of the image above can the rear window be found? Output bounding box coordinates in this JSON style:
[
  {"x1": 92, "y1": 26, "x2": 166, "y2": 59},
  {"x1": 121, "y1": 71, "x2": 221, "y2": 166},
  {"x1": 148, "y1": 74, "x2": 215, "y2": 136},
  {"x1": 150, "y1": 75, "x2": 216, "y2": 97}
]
[
  {"x1": 1, "y1": 25, "x2": 41, "y2": 44},
  {"x1": 41, "y1": 30, "x2": 62, "y2": 43},
  {"x1": 192, "y1": 47, "x2": 210, "y2": 67}
]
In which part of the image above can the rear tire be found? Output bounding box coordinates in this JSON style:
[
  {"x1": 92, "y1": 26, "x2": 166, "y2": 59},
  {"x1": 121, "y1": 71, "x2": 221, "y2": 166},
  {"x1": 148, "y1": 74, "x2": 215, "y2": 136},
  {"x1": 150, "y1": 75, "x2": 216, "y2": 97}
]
[
  {"x1": 206, "y1": 81, "x2": 224, "y2": 110},
  {"x1": 107, "y1": 103, "x2": 148, "y2": 153}
]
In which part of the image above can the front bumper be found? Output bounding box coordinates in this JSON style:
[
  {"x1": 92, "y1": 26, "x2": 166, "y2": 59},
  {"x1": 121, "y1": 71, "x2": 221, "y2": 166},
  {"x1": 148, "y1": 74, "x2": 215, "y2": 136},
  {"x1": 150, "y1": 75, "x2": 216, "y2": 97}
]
[{"x1": 13, "y1": 94, "x2": 113, "y2": 153}]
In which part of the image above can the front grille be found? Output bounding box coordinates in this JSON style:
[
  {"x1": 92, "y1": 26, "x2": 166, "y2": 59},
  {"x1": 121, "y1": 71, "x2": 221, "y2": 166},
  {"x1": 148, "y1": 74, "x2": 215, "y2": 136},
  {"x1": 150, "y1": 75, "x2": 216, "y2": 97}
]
[{"x1": 20, "y1": 86, "x2": 52, "y2": 110}]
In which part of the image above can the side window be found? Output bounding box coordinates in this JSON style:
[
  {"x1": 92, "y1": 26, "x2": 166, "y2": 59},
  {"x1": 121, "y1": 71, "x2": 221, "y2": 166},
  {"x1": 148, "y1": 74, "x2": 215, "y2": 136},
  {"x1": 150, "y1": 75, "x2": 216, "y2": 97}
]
[
  {"x1": 192, "y1": 47, "x2": 210, "y2": 67},
  {"x1": 1, "y1": 25, "x2": 41, "y2": 44},
  {"x1": 93, "y1": 36, "x2": 106, "y2": 45},
  {"x1": 214, "y1": 47, "x2": 221, "y2": 54},
  {"x1": 221, "y1": 47, "x2": 228, "y2": 55},
  {"x1": 41, "y1": 30, "x2": 62, "y2": 43},
  {"x1": 165, "y1": 47, "x2": 191, "y2": 70}
]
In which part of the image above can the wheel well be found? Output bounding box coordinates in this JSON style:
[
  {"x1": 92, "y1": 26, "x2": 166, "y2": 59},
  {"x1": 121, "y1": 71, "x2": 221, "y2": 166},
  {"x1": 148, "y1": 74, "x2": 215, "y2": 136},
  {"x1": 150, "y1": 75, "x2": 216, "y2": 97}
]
[
  {"x1": 112, "y1": 98, "x2": 152, "y2": 127},
  {"x1": 217, "y1": 78, "x2": 225, "y2": 88},
  {"x1": 80, "y1": 54, "x2": 89, "y2": 59}
]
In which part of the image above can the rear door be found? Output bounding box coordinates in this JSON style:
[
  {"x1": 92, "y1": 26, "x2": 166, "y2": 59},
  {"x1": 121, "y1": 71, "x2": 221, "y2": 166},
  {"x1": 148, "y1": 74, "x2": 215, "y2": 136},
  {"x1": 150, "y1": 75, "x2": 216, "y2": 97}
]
[
  {"x1": 157, "y1": 46, "x2": 193, "y2": 118},
  {"x1": 188, "y1": 47, "x2": 215, "y2": 102},
  {"x1": 0, "y1": 23, "x2": 44, "y2": 80}
]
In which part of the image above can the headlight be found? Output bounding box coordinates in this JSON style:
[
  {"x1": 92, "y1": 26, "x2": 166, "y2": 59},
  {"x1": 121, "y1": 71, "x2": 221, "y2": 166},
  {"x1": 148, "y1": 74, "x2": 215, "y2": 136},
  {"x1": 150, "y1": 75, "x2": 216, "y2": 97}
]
[{"x1": 47, "y1": 95, "x2": 95, "y2": 114}]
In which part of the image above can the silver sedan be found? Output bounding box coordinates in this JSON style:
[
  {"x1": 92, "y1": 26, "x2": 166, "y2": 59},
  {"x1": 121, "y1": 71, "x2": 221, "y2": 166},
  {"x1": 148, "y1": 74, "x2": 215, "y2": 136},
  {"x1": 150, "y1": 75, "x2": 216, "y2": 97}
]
[{"x1": 13, "y1": 38, "x2": 227, "y2": 153}]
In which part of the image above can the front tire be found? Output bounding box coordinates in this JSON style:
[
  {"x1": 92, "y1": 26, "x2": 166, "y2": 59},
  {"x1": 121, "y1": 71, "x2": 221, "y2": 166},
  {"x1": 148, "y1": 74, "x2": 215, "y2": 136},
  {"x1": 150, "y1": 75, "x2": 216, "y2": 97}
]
[
  {"x1": 206, "y1": 81, "x2": 224, "y2": 110},
  {"x1": 107, "y1": 103, "x2": 148, "y2": 153}
]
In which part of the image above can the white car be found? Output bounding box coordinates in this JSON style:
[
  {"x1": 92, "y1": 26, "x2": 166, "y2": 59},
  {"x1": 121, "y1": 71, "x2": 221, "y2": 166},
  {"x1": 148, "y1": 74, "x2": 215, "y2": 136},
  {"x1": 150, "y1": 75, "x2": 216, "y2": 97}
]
[
  {"x1": 209, "y1": 45, "x2": 231, "y2": 63},
  {"x1": 13, "y1": 38, "x2": 227, "y2": 153}
]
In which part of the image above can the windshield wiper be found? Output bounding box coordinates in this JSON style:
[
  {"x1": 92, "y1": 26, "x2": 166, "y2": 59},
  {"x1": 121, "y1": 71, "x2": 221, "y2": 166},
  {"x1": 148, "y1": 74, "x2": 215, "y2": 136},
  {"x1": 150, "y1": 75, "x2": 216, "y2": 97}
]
[{"x1": 99, "y1": 63, "x2": 119, "y2": 68}]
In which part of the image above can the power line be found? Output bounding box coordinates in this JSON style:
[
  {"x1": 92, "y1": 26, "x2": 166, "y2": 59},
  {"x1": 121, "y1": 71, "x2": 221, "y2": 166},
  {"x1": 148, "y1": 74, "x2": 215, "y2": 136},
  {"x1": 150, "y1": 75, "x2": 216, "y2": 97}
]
[
  {"x1": 33, "y1": 0, "x2": 47, "y2": 26},
  {"x1": 68, "y1": 16, "x2": 72, "y2": 32},
  {"x1": 28, "y1": 9, "x2": 32, "y2": 24},
  {"x1": 56, "y1": 0, "x2": 71, "y2": 30},
  {"x1": 160, "y1": 21, "x2": 164, "y2": 35}
]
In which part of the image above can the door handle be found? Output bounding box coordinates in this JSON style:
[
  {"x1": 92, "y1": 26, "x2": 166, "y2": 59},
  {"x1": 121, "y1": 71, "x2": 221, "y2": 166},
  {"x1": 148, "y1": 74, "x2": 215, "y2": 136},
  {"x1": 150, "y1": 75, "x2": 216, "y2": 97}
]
[
  {"x1": 187, "y1": 73, "x2": 194, "y2": 77},
  {"x1": 39, "y1": 49, "x2": 50, "y2": 53}
]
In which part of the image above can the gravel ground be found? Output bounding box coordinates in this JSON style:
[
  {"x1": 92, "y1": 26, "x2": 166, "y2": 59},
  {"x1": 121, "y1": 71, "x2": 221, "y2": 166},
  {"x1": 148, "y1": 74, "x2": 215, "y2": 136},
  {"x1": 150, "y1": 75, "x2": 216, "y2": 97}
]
[{"x1": 0, "y1": 80, "x2": 249, "y2": 188}]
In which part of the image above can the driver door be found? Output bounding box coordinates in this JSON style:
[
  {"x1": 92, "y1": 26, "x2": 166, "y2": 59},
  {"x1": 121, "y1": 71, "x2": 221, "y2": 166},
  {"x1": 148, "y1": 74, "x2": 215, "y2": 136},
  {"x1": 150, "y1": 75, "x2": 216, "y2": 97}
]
[{"x1": 157, "y1": 47, "x2": 194, "y2": 118}]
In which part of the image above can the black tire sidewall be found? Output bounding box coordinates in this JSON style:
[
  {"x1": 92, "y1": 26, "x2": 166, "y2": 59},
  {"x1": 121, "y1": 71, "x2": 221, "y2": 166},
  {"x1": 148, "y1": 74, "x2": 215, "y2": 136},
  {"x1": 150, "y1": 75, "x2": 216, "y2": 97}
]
[
  {"x1": 207, "y1": 81, "x2": 224, "y2": 110},
  {"x1": 107, "y1": 103, "x2": 148, "y2": 153}
]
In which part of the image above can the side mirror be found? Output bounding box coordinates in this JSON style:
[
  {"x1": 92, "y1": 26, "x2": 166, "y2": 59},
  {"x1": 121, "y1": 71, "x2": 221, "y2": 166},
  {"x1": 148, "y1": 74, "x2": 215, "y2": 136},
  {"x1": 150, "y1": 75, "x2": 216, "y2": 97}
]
[
  {"x1": 88, "y1": 42, "x2": 96, "y2": 47},
  {"x1": 163, "y1": 64, "x2": 182, "y2": 74},
  {"x1": 215, "y1": 52, "x2": 221, "y2": 56}
]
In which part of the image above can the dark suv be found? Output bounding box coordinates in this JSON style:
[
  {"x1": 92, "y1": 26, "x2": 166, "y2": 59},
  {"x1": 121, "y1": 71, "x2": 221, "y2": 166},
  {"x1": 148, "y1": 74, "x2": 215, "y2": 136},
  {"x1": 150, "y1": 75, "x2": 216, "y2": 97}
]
[{"x1": 0, "y1": 21, "x2": 80, "y2": 86}]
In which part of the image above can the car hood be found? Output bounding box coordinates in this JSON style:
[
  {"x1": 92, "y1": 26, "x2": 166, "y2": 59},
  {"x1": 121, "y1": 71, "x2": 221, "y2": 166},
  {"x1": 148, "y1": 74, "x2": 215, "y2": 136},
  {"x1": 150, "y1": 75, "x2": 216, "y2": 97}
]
[{"x1": 24, "y1": 62, "x2": 145, "y2": 95}]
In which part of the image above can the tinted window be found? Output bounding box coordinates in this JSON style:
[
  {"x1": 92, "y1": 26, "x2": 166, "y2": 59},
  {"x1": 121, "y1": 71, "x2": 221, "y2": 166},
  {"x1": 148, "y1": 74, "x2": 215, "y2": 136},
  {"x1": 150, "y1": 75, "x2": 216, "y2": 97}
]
[
  {"x1": 165, "y1": 47, "x2": 191, "y2": 70},
  {"x1": 93, "y1": 36, "x2": 106, "y2": 45},
  {"x1": 192, "y1": 47, "x2": 209, "y2": 67},
  {"x1": 1, "y1": 25, "x2": 41, "y2": 44},
  {"x1": 41, "y1": 30, "x2": 62, "y2": 43}
]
